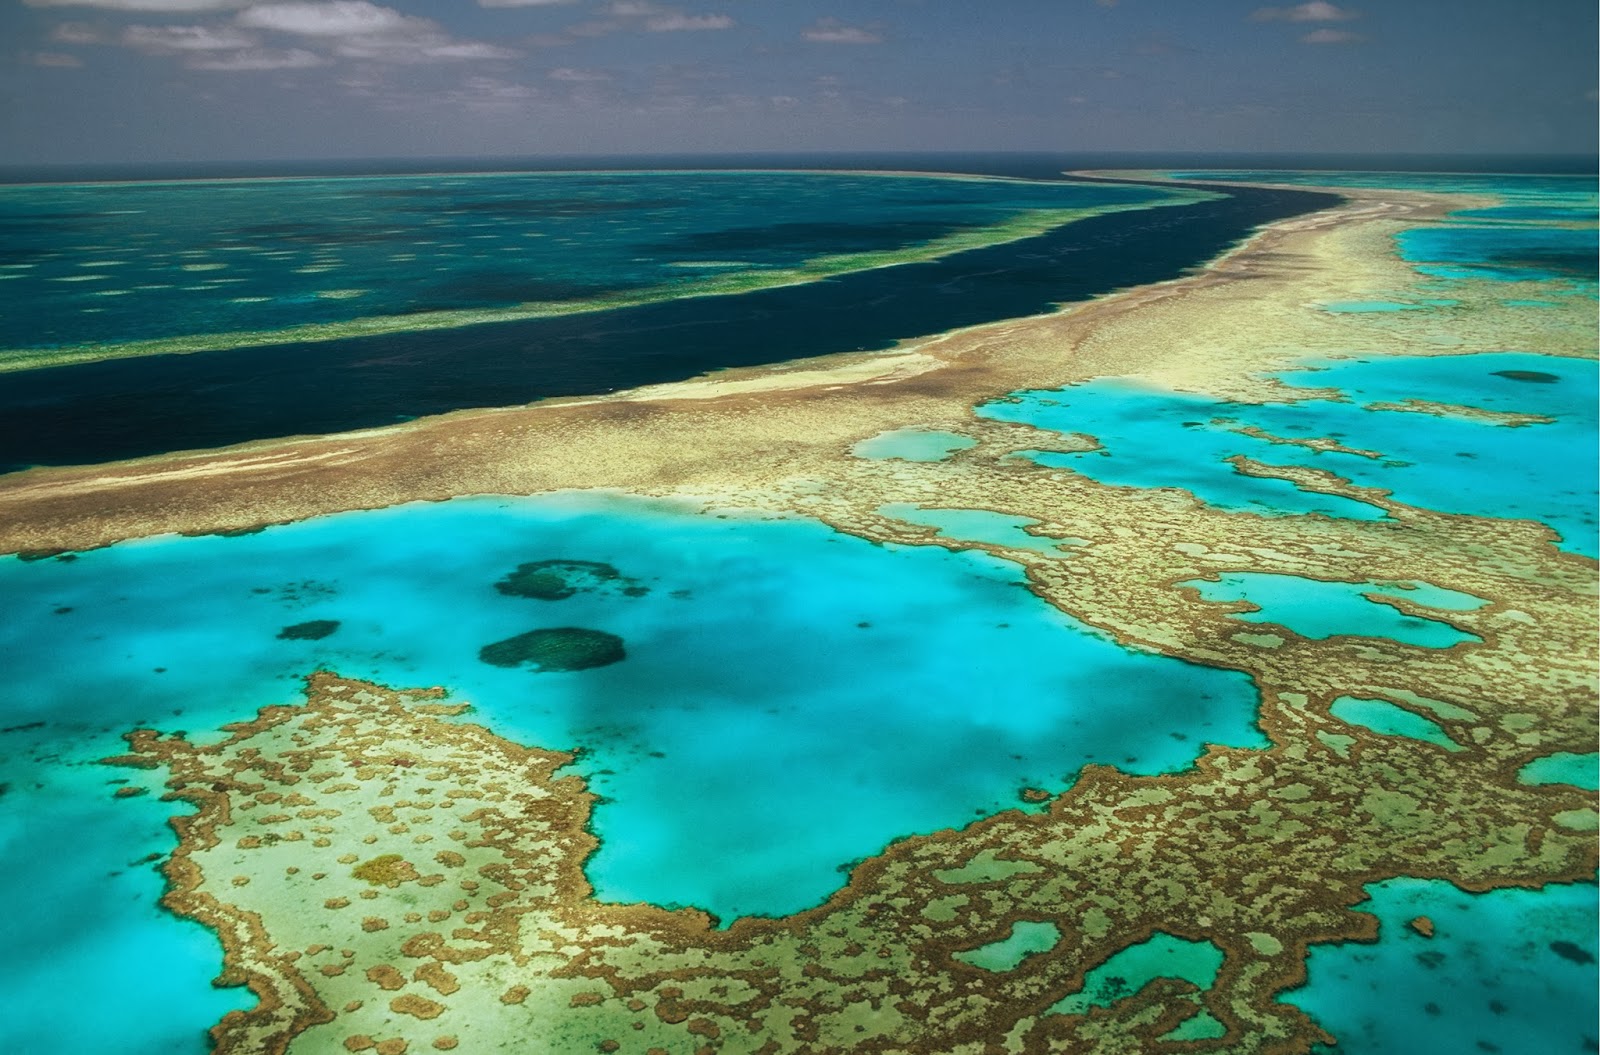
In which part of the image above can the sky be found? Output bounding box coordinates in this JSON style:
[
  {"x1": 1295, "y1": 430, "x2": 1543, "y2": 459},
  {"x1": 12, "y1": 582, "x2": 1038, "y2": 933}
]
[{"x1": 1, "y1": 0, "x2": 1595, "y2": 165}]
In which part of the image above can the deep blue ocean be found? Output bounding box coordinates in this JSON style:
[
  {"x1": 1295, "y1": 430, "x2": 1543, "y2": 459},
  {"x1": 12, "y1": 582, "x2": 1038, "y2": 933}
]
[{"x1": 0, "y1": 154, "x2": 1345, "y2": 471}]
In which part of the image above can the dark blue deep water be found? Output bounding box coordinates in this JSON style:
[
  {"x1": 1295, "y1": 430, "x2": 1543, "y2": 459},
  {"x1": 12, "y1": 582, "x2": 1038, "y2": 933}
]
[{"x1": 0, "y1": 156, "x2": 1338, "y2": 472}]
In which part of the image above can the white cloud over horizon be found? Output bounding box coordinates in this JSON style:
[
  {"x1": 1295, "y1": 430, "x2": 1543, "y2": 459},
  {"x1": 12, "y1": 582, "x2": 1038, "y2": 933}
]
[
  {"x1": 645, "y1": 13, "x2": 731, "y2": 32},
  {"x1": 1250, "y1": 2, "x2": 1358, "y2": 23},
  {"x1": 188, "y1": 45, "x2": 324, "y2": 67},
  {"x1": 1299, "y1": 27, "x2": 1363, "y2": 44},
  {"x1": 47, "y1": 0, "x2": 525, "y2": 70},
  {"x1": 24, "y1": 0, "x2": 245, "y2": 10},
  {"x1": 29, "y1": 49, "x2": 86, "y2": 65},
  {"x1": 802, "y1": 17, "x2": 880, "y2": 44},
  {"x1": 123, "y1": 23, "x2": 258, "y2": 49}
]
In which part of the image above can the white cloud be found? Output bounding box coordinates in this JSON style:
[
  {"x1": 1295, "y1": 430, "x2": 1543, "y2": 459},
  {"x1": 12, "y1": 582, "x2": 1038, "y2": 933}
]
[
  {"x1": 187, "y1": 46, "x2": 324, "y2": 67},
  {"x1": 51, "y1": 22, "x2": 106, "y2": 43},
  {"x1": 548, "y1": 65, "x2": 608, "y2": 80},
  {"x1": 645, "y1": 13, "x2": 731, "y2": 31},
  {"x1": 477, "y1": 0, "x2": 574, "y2": 5},
  {"x1": 802, "y1": 18, "x2": 881, "y2": 44},
  {"x1": 123, "y1": 24, "x2": 259, "y2": 50},
  {"x1": 557, "y1": 3, "x2": 729, "y2": 40},
  {"x1": 414, "y1": 41, "x2": 516, "y2": 59},
  {"x1": 1250, "y1": 2, "x2": 1358, "y2": 22},
  {"x1": 30, "y1": 50, "x2": 86, "y2": 66},
  {"x1": 235, "y1": 1, "x2": 517, "y2": 61},
  {"x1": 1299, "y1": 27, "x2": 1362, "y2": 43},
  {"x1": 24, "y1": 0, "x2": 244, "y2": 9},
  {"x1": 237, "y1": 1, "x2": 416, "y2": 36}
]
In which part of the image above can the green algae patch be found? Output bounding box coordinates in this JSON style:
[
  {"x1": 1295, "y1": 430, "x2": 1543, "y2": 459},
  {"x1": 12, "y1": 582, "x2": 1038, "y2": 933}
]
[
  {"x1": 1553, "y1": 809, "x2": 1599, "y2": 831},
  {"x1": 1161, "y1": 1009, "x2": 1228, "y2": 1041},
  {"x1": 954, "y1": 921, "x2": 1060, "y2": 972},
  {"x1": 934, "y1": 849, "x2": 1043, "y2": 884},
  {"x1": 1047, "y1": 933, "x2": 1224, "y2": 1017},
  {"x1": 352, "y1": 854, "x2": 419, "y2": 887},
  {"x1": 494, "y1": 559, "x2": 641, "y2": 601},
  {"x1": 1329, "y1": 696, "x2": 1462, "y2": 752},
  {"x1": 479, "y1": 627, "x2": 626, "y2": 672},
  {"x1": 1517, "y1": 752, "x2": 1600, "y2": 791},
  {"x1": 276, "y1": 619, "x2": 340, "y2": 641}
]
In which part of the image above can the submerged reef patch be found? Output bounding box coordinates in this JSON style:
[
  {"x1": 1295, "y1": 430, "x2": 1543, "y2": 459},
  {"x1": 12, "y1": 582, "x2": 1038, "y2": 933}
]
[
  {"x1": 493, "y1": 559, "x2": 643, "y2": 601},
  {"x1": 276, "y1": 619, "x2": 340, "y2": 640},
  {"x1": 477, "y1": 626, "x2": 626, "y2": 672}
]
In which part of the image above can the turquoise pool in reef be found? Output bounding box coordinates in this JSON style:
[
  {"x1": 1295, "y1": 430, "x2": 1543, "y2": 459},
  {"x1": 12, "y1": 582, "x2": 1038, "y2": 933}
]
[
  {"x1": 852, "y1": 428, "x2": 978, "y2": 462},
  {"x1": 1048, "y1": 932, "x2": 1225, "y2": 1021},
  {"x1": 877, "y1": 503, "x2": 1084, "y2": 553},
  {"x1": 0, "y1": 491, "x2": 1268, "y2": 1051},
  {"x1": 977, "y1": 351, "x2": 1599, "y2": 556},
  {"x1": 1180, "y1": 573, "x2": 1485, "y2": 648},
  {"x1": 1289, "y1": 878, "x2": 1600, "y2": 1055}
]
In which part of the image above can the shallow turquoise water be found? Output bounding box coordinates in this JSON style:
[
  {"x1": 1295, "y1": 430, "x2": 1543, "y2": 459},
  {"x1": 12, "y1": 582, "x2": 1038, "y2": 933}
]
[
  {"x1": 979, "y1": 378, "x2": 1392, "y2": 520},
  {"x1": 955, "y1": 921, "x2": 1062, "y2": 971},
  {"x1": 1328, "y1": 696, "x2": 1461, "y2": 751},
  {"x1": 1322, "y1": 300, "x2": 1428, "y2": 313},
  {"x1": 0, "y1": 491, "x2": 1267, "y2": 1048},
  {"x1": 1048, "y1": 932, "x2": 1225, "y2": 1016},
  {"x1": 1182, "y1": 574, "x2": 1482, "y2": 648},
  {"x1": 978, "y1": 352, "x2": 1598, "y2": 555},
  {"x1": 1288, "y1": 878, "x2": 1599, "y2": 1055},
  {"x1": 877, "y1": 503, "x2": 1082, "y2": 553},
  {"x1": 1398, "y1": 225, "x2": 1598, "y2": 284},
  {"x1": 852, "y1": 428, "x2": 978, "y2": 462},
  {"x1": 1518, "y1": 753, "x2": 1600, "y2": 791}
]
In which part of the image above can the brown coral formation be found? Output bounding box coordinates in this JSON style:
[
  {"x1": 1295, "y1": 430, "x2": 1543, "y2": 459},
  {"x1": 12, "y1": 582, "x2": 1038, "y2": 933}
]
[{"x1": 115, "y1": 664, "x2": 1593, "y2": 1054}]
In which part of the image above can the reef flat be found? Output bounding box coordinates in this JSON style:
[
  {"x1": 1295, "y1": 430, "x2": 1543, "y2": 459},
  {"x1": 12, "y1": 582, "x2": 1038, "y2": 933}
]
[
  {"x1": 110, "y1": 669, "x2": 1592, "y2": 1054},
  {"x1": 2, "y1": 169, "x2": 1596, "y2": 1053}
]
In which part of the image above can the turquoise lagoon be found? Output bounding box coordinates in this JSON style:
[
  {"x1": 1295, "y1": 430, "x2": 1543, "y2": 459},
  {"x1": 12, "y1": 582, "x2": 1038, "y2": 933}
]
[
  {"x1": 852, "y1": 428, "x2": 978, "y2": 462},
  {"x1": 877, "y1": 503, "x2": 1082, "y2": 554},
  {"x1": 1327, "y1": 697, "x2": 1461, "y2": 752},
  {"x1": 1288, "y1": 878, "x2": 1599, "y2": 1055},
  {"x1": 1048, "y1": 932, "x2": 1225, "y2": 1020},
  {"x1": 977, "y1": 352, "x2": 1599, "y2": 556},
  {"x1": 0, "y1": 491, "x2": 1267, "y2": 1050},
  {"x1": 1518, "y1": 752, "x2": 1600, "y2": 791},
  {"x1": 1181, "y1": 573, "x2": 1485, "y2": 649},
  {"x1": 955, "y1": 920, "x2": 1063, "y2": 972}
]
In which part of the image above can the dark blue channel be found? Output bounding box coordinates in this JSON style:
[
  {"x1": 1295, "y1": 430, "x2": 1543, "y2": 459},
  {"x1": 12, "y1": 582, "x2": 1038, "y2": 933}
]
[{"x1": 0, "y1": 160, "x2": 1337, "y2": 472}]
